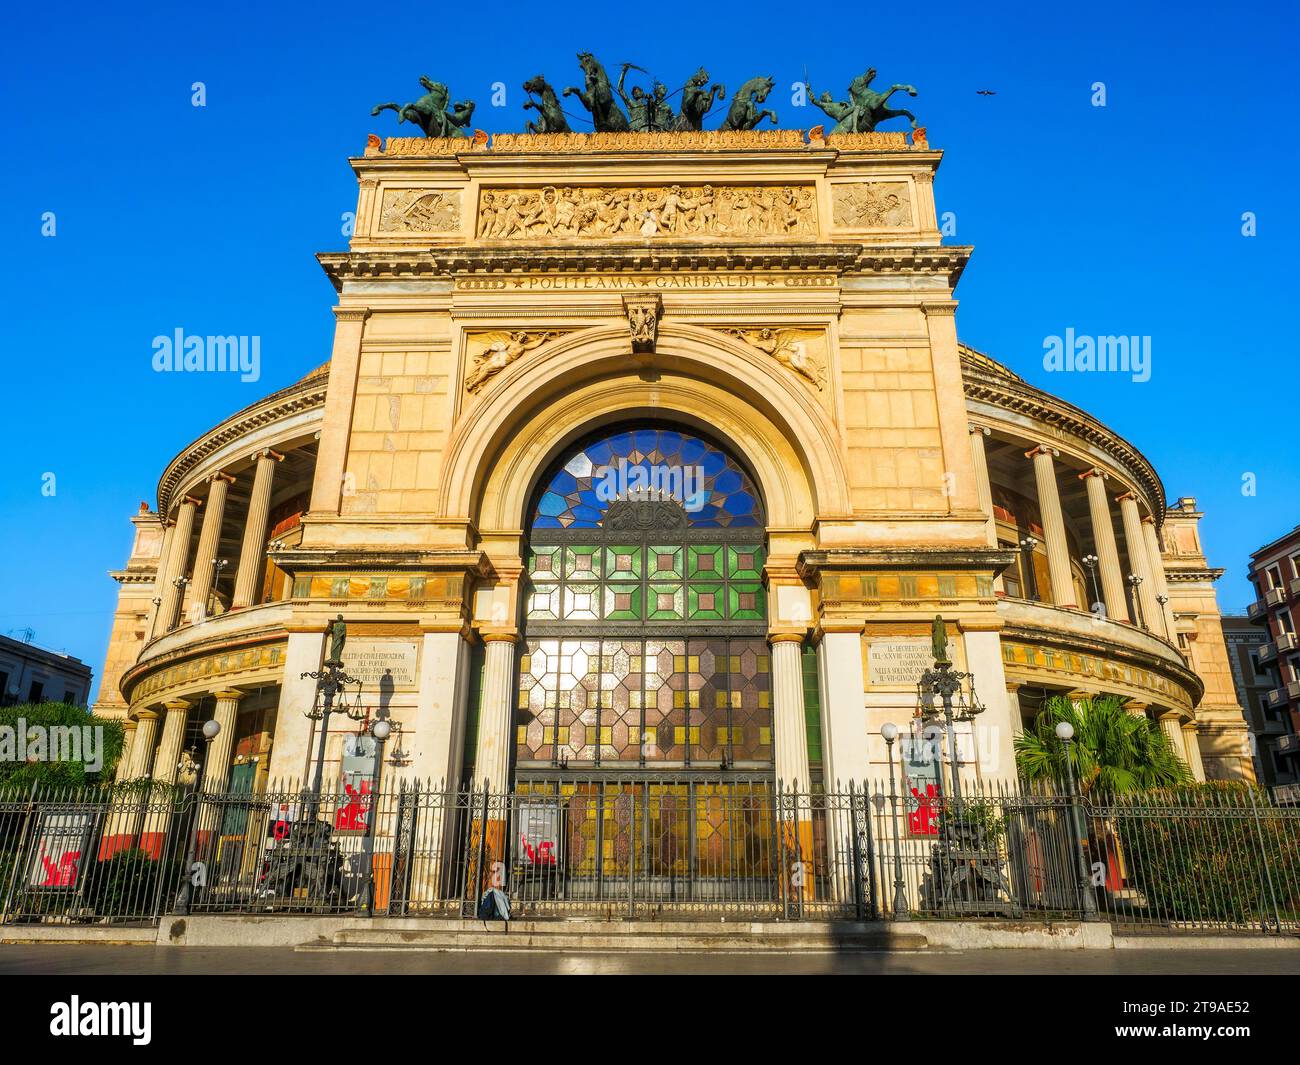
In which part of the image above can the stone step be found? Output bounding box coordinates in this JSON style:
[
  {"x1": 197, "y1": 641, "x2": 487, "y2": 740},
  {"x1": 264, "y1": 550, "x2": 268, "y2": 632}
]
[{"x1": 310, "y1": 921, "x2": 926, "y2": 953}]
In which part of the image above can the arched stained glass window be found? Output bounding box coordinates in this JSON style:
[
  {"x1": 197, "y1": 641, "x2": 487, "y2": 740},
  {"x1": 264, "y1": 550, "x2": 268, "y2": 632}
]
[
  {"x1": 531, "y1": 428, "x2": 762, "y2": 530},
  {"x1": 516, "y1": 425, "x2": 771, "y2": 778}
]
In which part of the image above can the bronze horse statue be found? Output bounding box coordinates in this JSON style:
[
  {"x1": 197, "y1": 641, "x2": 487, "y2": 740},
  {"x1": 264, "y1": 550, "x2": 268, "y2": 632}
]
[
  {"x1": 675, "y1": 67, "x2": 726, "y2": 131},
  {"x1": 810, "y1": 68, "x2": 919, "y2": 133},
  {"x1": 719, "y1": 75, "x2": 777, "y2": 131},
  {"x1": 523, "y1": 74, "x2": 569, "y2": 133},
  {"x1": 563, "y1": 52, "x2": 630, "y2": 132},
  {"x1": 371, "y1": 76, "x2": 475, "y2": 138}
]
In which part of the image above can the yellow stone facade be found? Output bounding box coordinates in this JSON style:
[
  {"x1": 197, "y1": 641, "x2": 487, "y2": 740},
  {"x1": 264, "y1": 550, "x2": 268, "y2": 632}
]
[{"x1": 95, "y1": 128, "x2": 1253, "y2": 792}]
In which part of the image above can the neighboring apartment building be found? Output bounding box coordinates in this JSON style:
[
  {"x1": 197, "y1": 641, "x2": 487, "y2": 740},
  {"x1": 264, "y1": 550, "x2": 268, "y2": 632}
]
[
  {"x1": 0, "y1": 633, "x2": 93, "y2": 708},
  {"x1": 1221, "y1": 615, "x2": 1294, "y2": 787},
  {"x1": 1246, "y1": 525, "x2": 1300, "y2": 792}
]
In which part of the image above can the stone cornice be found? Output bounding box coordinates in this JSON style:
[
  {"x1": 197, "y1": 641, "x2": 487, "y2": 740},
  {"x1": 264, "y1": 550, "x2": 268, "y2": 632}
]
[
  {"x1": 960, "y1": 351, "x2": 1166, "y2": 522},
  {"x1": 318, "y1": 243, "x2": 969, "y2": 291},
  {"x1": 797, "y1": 546, "x2": 1016, "y2": 579},
  {"x1": 1165, "y1": 567, "x2": 1226, "y2": 582},
  {"x1": 269, "y1": 546, "x2": 492, "y2": 577},
  {"x1": 156, "y1": 373, "x2": 328, "y2": 517}
]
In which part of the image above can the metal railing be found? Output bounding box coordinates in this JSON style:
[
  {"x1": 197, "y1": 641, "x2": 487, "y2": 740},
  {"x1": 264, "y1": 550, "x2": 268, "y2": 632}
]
[{"x1": 2, "y1": 777, "x2": 1298, "y2": 933}]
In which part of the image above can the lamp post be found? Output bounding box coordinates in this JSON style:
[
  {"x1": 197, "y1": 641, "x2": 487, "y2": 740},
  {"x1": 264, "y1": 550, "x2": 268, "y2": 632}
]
[
  {"x1": 880, "y1": 722, "x2": 909, "y2": 920},
  {"x1": 917, "y1": 660, "x2": 984, "y2": 811},
  {"x1": 360, "y1": 717, "x2": 391, "y2": 916},
  {"x1": 1155, "y1": 594, "x2": 1170, "y2": 639},
  {"x1": 206, "y1": 558, "x2": 228, "y2": 617},
  {"x1": 1127, "y1": 573, "x2": 1145, "y2": 629},
  {"x1": 1018, "y1": 536, "x2": 1040, "y2": 601},
  {"x1": 173, "y1": 718, "x2": 221, "y2": 915},
  {"x1": 301, "y1": 657, "x2": 364, "y2": 820},
  {"x1": 170, "y1": 576, "x2": 189, "y2": 630},
  {"x1": 1082, "y1": 554, "x2": 1101, "y2": 615},
  {"x1": 1055, "y1": 720, "x2": 1099, "y2": 920}
]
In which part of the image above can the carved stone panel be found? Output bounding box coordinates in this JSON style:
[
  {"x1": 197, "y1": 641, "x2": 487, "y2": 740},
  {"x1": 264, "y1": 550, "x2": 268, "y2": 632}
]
[
  {"x1": 476, "y1": 184, "x2": 817, "y2": 240},
  {"x1": 831, "y1": 182, "x2": 913, "y2": 228},
  {"x1": 463, "y1": 330, "x2": 567, "y2": 393},
  {"x1": 721, "y1": 327, "x2": 827, "y2": 389},
  {"x1": 378, "y1": 189, "x2": 462, "y2": 233}
]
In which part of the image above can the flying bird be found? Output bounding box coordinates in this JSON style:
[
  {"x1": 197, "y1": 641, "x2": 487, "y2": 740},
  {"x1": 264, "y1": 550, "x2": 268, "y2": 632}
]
[{"x1": 976, "y1": 89, "x2": 997, "y2": 96}]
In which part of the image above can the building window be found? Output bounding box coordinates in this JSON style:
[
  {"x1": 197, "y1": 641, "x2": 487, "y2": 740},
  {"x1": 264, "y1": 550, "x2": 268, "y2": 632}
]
[
  {"x1": 28, "y1": 681, "x2": 44, "y2": 704},
  {"x1": 1268, "y1": 564, "x2": 1285, "y2": 590}
]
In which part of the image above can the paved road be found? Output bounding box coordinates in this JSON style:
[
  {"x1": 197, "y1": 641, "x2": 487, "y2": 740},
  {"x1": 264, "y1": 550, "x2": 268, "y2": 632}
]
[{"x1": 2, "y1": 944, "x2": 1298, "y2": 975}]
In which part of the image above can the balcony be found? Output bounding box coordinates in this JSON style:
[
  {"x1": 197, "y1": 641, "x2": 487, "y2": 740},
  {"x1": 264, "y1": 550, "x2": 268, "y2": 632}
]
[
  {"x1": 1277, "y1": 733, "x2": 1300, "y2": 757},
  {"x1": 1266, "y1": 681, "x2": 1300, "y2": 708},
  {"x1": 1291, "y1": 576, "x2": 1300, "y2": 598},
  {"x1": 1266, "y1": 586, "x2": 1289, "y2": 608},
  {"x1": 1248, "y1": 599, "x2": 1269, "y2": 623},
  {"x1": 1261, "y1": 640, "x2": 1278, "y2": 662}
]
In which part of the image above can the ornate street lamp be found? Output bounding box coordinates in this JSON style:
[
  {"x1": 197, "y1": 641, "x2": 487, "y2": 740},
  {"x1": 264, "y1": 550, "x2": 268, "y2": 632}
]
[
  {"x1": 916, "y1": 616, "x2": 985, "y2": 810},
  {"x1": 360, "y1": 717, "x2": 391, "y2": 915},
  {"x1": 880, "y1": 722, "x2": 909, "y2": 920},
  {"x1": 1018, "y1": 536, "x2": 1040, "y2": 601},
  {"x1": 173, "y1": 718, "x2": 221, "y2": 916},
  {"x1": 1127, "y1": 573, "x2": 1145, "y2": 629},
  {"x1": 301, "y1": 615, "x2": 365, "y2": 818},
  {"x1": 1081, "y1": 554, "x2": 1101, "y2": 615},
  {"x1": 206, "y1": 558, "x2": 228, "y2": 616},
  {"x1": 1155, "y1": 594, "x2": 1171, "y2": 639},
  {"x1": 1055, "y1": 721, "x2": 1099, "y2": 920}
]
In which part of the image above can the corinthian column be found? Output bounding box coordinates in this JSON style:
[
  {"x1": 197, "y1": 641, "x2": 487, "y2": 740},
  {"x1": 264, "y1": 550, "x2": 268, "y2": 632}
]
[
  {"x1": 1142, "y1": 518, "x2": 1178, "y2": 639},
  {"x1": 1026, "y1": 445, "x2": 1076, "y2": 608},
  {"x1": 231, "y1": 449, "x2": 283, "y2": 609},
  {"x1": 151, "y1": 699, "x2": 191, "y2": 785},
  {"x1": 1079, "y1": 468, "x2": 1129, "y2": 622},
  {"x1": 126, "y1": 710, "x2": 161, "y2": 779},
  {"x1": 188, "y1": 472, "x2": 235, "y2": 620},
  {"x1": 1117, "y1": 492, "x2": 1160, "y2": 629},
  {"x1": 968, "y1": 425, "x2": 998, "y2": 548},
  {"x1": 147, "y1": 522, "x2": 176, "y2": 639},
  {"x1": 156, "y1": 496, "x2": 201, "y2": 632},
  {"x1": 472, "y1": 634, "x2": 519, "y2": 791},
  {"x1": 203, "y1": 690, "x2": 243, "y2": 790}
]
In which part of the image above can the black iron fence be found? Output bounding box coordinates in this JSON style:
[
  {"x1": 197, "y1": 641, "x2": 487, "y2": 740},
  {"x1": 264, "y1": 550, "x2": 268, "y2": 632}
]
[{"x1": 2, "y1": 778, "x2": 1298, "y2": 933}]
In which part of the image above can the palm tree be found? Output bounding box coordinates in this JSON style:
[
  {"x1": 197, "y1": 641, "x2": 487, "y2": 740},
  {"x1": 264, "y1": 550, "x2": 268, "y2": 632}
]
[{"x1": 1015, "y1": 694, "x2": 1191, "y2": 795}]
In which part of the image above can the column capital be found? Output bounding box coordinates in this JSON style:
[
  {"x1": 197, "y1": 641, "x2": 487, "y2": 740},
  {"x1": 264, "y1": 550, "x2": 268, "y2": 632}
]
[
  {"x1": 1124, "y1": 700, "x2": 1150, "y2": 716},
  {"x1": 211, "y1": 689, "x2": 244, "y2": 702},
  {"x1": 1114, "y1": 490, "x2": 1139, "y2": 504},
  {"x1": 920, "y1": 299, "x2": 958, "y2": 316},
  {"x1": 480, "y1": 629, "x2": 519, "y2": 644},
  {"x1": 1024, "y1": 444, "x2": 1059, "y2": 460},
  {"x1": 163, "y1": 699, "x2": 192, "y2": 712},
  {"x1": 768, "y1": 631, "x2": 806, "y2": 645},
  {"x1": 1180, "y1": 720, "x2": 1200, "y2": 733},
  {"x1": 134, "y1": 708, "x2": 160, "y2": 721},
  {"x1": 967, "y1": 422, "x2": 991, "y2": 436},
  {"x1": 1078, "y1": 466, "x2": 1107, "y2": 481},
  {"x1": 180, "y1": 494, "x2": 203, "y2": 509},
  {"x1": 1141, "y1": 514, "x2": 1158, "y2": 526},
  {"x1": 209, "y1": 471, "x2": 236, "y2": 486},
  {"x1": 252, "y1": 448, "x2": 285, "y2": 464},
  {"x1": 333, "y1": 307, "x2": 372, "y2": 323}
]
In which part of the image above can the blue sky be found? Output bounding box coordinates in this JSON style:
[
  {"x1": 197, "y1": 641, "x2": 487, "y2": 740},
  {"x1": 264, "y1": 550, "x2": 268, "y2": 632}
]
[{"x1": 2, "y1": 0, "x2": 1296, "y2": 696}]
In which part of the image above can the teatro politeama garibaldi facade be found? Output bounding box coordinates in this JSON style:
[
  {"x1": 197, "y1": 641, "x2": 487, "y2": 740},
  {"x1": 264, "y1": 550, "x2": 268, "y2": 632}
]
[{"x1": 95, "y1": 123, "x2": 1254, "y2": 817}]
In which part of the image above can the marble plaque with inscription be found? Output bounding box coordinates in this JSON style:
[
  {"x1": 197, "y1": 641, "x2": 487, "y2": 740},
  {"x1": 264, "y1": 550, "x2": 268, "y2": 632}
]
[
  {"x1": 867, "y1": 639, "x2": 933, "y2": 686},
  {"x1": 344, "y1": 639, "x2": 420, "y2": 691}
]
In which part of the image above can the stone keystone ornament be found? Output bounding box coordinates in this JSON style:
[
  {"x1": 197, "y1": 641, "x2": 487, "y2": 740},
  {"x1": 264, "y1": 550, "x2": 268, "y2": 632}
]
[{"x1": 623, "y1": 292, "x2": 662, "y2": 355}]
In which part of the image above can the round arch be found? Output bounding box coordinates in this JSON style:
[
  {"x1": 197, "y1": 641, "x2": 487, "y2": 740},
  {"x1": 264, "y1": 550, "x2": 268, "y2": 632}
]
[{"x1": 440, "y1": 324, "x2": 850, "y2": 540}]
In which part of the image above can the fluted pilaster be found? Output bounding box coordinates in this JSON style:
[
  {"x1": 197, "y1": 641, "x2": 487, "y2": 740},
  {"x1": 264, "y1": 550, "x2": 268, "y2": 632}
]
[{"x1": 472, "y1": 634, "x2": 518, "y2": 791}]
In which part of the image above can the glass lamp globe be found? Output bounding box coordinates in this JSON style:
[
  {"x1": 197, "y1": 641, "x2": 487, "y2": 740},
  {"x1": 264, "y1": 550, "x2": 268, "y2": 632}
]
[
  {"x1": 1055, "y1": 721, "x2": 1075, "y2": 741},
  {"x1": 372, "y1": 719, "x2": 392, "y2": 741},
  {"x1": 881, "y1": 722, "x2": 899, "y2": 742},
  {"x1": 202, "y1": 719, "x2": 221, "y2": 740}
]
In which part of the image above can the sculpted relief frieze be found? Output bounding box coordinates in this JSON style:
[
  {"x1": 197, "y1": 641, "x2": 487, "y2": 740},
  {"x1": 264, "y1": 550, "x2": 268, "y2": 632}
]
[
  {"x1": 463, "y1": 330, "x2": 569, "y2": 392},
  {"x1": 476, "y1": 185, "x2": 817, "y2": 240},
  {"x1": 831, "y1": 181, "x2": 912, "y2": 228},
  {"x1": 721, "y1": 327, "x2": 827, "y2": 389},
  {"x1": 379, "y1": 189, "x2": 462, "y2": 233}
]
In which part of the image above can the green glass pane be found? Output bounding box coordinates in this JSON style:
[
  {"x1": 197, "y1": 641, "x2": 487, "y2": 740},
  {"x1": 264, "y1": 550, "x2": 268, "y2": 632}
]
[
  {"x1": 528, "y1": 546, "x2": 561, "y2": 580},
  {"x1": 726, "y1": 545, "x2": 764, "y2": 581},
  {"x1": 687, "y1": 582, "x2": 725, "y2": 621},
  {"x1": 802, "y1": 645, "x2": 822, "y2": 767},
  {"x1": 603, "y1": 583, "x2": 643, "y2": 621},
  {"x1": 727, "y1": 582, "x2": 766, "y2": 620},
  {"x1": 647, "y1": 583, "x2": 685, "y2": 620},
  {"x1": 564, "y1": 545, "x2": 602, "y2": 581},
  {"x1": 604, "y1": 545, "x2": 643, "y2": 579},
  {"x1": 687, "y1": 545, "x2": 724, "y2": 578},
  {"x1": 647, "y1": 545, "x2": 684, "y2": 580}
]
